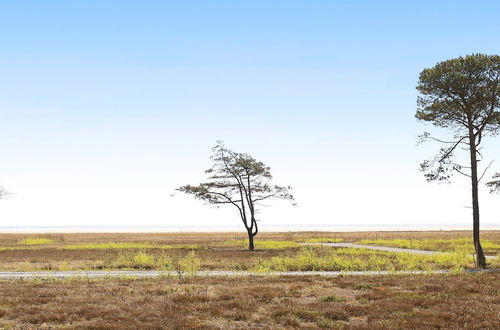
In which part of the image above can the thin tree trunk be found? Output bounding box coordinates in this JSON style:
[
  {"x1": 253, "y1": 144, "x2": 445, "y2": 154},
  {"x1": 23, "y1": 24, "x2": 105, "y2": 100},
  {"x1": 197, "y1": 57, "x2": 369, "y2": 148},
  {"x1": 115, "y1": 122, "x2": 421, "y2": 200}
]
[
  {"x1": 469, "y1": 131, "x2": 486, "y2": 269},
  {"x1": 247, "y1": 230, "x2": 255, "y2": 251}
]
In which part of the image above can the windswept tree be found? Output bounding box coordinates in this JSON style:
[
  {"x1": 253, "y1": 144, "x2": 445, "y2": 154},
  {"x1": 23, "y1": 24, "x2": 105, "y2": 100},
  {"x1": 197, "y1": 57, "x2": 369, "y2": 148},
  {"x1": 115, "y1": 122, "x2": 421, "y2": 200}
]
[
  {"x1": 178, "y1": 142, "x2": 294, "y2": 251},
  {"x1": 416, "y1": 54, "x2": 500, "y2": 269}
]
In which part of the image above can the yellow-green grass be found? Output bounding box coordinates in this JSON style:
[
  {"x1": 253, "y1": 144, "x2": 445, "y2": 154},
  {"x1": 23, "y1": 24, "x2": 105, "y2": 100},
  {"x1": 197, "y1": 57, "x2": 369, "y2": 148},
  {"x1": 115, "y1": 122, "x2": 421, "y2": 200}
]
[
  {"x1": 357, "y1": 238, "x2": 500, "y2": 254},
  {"x1": 301, "y1": 238, "x2": 344, "y2": 243},
  {"x1": 17, "y1": 238, "x2": 55, "y2": 245},
  {"x1": 0, "y1": 242, "x2": 205, "y2": 251},
  {"x1": 61, "y1": 242, "x2": 205, "y2": 250},
  {"x1": 251, "y1": 247, "x2": 473, "y2": 272},
  {"x1": 219, "y1": 239, "x2": 299, "y2": 249},
  {"x1": 108, "y1": 250, "x2": 201, "y2": 272},
  {"x1": 12, "y1": 247, "x2": 475, "y2": 272},
  {"x1": 1, "y1": 245, "x2": 493, "y2": 272},
  {"x1": 1, "y1": 234, "x2": 498, "y2": 272},
  {"x1": 64, "y1": 242, "x2": 163, "y2": 250}
]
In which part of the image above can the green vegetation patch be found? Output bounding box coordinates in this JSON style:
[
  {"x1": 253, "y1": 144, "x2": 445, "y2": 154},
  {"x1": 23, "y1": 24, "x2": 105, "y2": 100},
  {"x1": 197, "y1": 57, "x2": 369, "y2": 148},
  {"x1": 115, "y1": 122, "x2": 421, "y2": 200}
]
[
  {"x1": 352, "y1": 283, "x2": 375, "y2": 290},
  {"x1": 62, "y1": 242, "x2": 170, "y2": 250},
  {"x1": 219, "y1": 240, "x2": 299, "y2": 249},
  {"x1": 106, "y1": 250, "x2": 201, "y2": 272},
  {"x1": 61, "y1": 242, "x2": 205, "y2": 250},
  {"x1": 302, "y1": 238, "x2": 344, "y2": 243},
  {"x1": 251, "y1": 246, "x2": 472, "y2": 272},
  {"x1": 17, "y1": 238, "x2": 55, "y2": 245},
  {"x1": 321, "y1": 295, "x2": 346, "y2": 302}
]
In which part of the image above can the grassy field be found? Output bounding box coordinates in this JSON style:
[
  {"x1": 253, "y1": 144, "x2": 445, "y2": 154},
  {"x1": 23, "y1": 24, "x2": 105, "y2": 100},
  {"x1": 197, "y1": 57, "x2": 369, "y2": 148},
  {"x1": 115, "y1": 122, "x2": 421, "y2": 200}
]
[
  {"x1": 0, "y1": 272, "x2": 498, "y2": 329},
  {"x1": 0, "y1": 231, "x2": 499, "y2": 329},
  {"x1": 0, "y1": 231, "x2": 498, "y2": 272}
]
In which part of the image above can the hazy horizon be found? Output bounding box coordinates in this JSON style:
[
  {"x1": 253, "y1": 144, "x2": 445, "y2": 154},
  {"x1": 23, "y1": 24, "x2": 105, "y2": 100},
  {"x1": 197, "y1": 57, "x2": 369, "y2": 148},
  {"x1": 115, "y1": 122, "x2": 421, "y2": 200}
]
[{"x1": 1, "y1": 222, "x2": 500, "y2": 234}]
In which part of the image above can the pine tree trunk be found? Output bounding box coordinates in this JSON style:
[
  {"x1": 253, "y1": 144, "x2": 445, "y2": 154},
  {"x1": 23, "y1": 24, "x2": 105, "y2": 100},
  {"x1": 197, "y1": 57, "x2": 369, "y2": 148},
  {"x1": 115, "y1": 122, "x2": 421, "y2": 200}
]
[{"x1": 469, "y1": 131, "x2": 486, "y2": 269}]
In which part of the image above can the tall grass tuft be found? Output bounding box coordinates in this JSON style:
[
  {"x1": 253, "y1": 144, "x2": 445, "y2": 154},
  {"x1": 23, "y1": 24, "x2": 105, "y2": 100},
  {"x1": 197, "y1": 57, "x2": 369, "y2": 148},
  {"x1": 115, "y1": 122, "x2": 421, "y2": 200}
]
[{"x1": 178, "y1": 250, "x2": 201, "y2": 275}]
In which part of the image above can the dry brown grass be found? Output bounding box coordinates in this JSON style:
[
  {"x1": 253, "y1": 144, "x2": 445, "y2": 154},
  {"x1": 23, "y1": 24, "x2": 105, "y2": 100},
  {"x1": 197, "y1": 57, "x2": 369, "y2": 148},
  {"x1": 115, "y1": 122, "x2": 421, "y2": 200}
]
[
  {"x1": 2, "y1": 230, "x2": 499, "y2": 245},
  {"x1": 0, "y1": 273, "x2": 498, "y2": 329},
  {"x1": 0, "y1": 246, "x2": 291, "y2": 271},
  {"x1": 0, "y1": 231, "x2": 498, "y2": 328}
]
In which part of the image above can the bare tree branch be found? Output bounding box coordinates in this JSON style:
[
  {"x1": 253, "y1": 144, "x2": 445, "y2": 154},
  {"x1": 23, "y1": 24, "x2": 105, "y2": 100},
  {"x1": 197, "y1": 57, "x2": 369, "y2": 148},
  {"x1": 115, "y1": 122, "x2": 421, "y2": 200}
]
[{"x1": 478, "y1": 161, "x2": 494, "y2": 183}]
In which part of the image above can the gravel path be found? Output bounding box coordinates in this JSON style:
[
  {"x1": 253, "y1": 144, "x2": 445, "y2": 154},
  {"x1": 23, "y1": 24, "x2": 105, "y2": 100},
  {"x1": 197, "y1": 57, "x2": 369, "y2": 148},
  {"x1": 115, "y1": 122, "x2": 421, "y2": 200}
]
[
  {"x1": 1, "y1": 269, "x2": 499, "y2": 279},
  {"x1": 304, "y1": 242, "x2": 438, "y2": 255},
  {"x1": 304, "y1": 242, "x2": 498, "y2": 259}
]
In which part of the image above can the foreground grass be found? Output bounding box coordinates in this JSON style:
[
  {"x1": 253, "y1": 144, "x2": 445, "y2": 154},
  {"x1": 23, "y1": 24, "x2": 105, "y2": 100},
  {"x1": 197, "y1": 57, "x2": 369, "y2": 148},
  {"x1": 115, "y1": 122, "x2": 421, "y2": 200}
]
[{"x1": 0, "y1": 273, "x2": 498, "y2": 329}]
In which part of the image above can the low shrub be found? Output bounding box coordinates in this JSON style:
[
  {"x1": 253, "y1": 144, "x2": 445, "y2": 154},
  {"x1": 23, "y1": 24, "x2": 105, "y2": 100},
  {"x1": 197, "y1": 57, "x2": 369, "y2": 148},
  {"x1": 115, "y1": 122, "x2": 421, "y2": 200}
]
[{"x1": 178, "y1": 250, "x2": 201, "y2": 274}]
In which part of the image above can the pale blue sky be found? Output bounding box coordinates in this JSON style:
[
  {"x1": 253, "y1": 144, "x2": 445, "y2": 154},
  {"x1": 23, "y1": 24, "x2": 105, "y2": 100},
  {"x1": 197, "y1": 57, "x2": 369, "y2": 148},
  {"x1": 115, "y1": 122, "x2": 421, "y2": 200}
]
[{"x1": 0, "y1": 1, "x2": 499, "y2": 229}]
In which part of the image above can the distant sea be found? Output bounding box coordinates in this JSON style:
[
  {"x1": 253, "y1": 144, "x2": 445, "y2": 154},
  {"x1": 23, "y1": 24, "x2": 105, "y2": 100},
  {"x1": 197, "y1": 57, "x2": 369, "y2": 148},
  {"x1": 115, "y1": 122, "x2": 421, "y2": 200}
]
[{"x1": 0, "y1": 223, "x2": 498, "y2": 233}]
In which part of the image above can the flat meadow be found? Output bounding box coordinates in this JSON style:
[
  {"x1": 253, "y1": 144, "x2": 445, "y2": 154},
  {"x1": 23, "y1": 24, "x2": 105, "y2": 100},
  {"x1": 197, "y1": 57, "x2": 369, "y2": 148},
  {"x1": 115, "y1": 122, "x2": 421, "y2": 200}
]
[
  {"x1": 0, "y1": 272, "x2": 499, "y2": 329},
  {"x1": 0, "y1": 231, "x2": 499, "y2": 329},
  {"x1": 0, "y1": 230, "x2": 498, "y2": 272}
]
